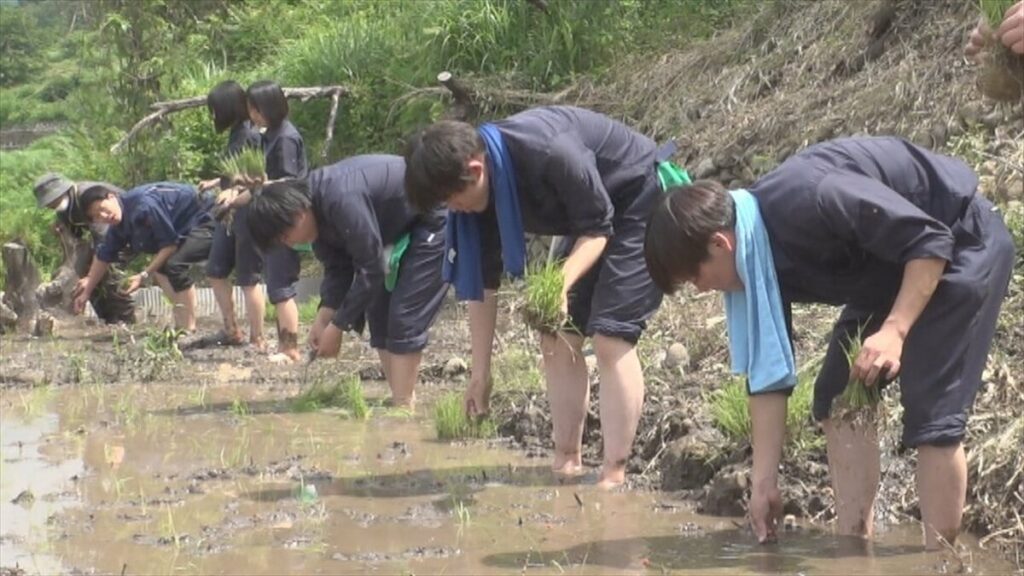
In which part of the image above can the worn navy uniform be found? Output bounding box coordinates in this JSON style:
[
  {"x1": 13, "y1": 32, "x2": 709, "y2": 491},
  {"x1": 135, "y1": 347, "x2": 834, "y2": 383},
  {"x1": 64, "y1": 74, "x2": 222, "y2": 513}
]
[
  {"x1": 96, "y1": 182, "x2": 216, "y2": 292},
  {"x1": 480, "y1": 106, "x2": 662, "y2": 343},
  {"x1": 263, "y1": 119, "x2": 308, "y2": 305},
  {"x1": 310, "y1": 155, "x2": 447, "y2": 353},
  {"x1": 206, "y1": 120, "x2": 264, "y2": 286},
  {"x1": 56, "y1": 190, "x2": 135, "y2": 324},
  {"x1": 751, "y1": 136, "x2": 1015, "y2": 447}
]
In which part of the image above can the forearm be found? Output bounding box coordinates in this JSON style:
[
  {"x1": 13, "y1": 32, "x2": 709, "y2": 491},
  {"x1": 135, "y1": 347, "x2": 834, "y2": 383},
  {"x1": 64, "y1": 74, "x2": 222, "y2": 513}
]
[
  {"x1": 468, "y1": 290, "x2": 498, "y2": 377},
  {"x1": 144, "y1": 245, "x2": 178, "y2": 276},
  {"x1": 560, "y1": 235, "x2": 608, "y2": 291},
  {"x1": 749, "y1": 392, "x2": 787, "y2": 489},
  {"x1": 82, "y1": 257, "x2": 111, "y2": 293},
  {"x1": 884, "y1": 257, "x2": 946, "y2": 337}
]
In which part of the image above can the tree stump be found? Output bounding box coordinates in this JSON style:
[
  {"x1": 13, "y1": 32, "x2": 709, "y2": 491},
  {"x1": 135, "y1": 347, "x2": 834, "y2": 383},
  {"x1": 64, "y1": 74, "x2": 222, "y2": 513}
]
[
  {"x1": 438, "y1": 71, "x2": 476, "y2": 121},
  {"x1": 2, "y1": 242, "x2": 41, "y2": 332}
]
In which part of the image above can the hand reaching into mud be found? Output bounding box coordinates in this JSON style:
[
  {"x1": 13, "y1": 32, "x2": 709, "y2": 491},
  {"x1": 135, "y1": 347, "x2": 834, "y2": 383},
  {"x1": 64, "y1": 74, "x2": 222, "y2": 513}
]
[
  {"x1": 851, "y1": 323, "x2": 903, "y2": 387},
  {"x1": 464, "y1": 371, "x2": 493, "y2": 419},
  {"x1": 315, "y1": 323, "x2": 343, "y2": 359},
  {"x1": 72, "y1": 278, "x2": 91, "y2": 314},
  {"x1": 749, "y1": 482, "x2": 783, "y2": 544}
]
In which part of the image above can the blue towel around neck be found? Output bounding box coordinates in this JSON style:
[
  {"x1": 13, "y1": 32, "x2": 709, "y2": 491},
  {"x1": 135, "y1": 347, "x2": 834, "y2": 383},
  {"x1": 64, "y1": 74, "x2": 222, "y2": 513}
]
[
  {"x1": 442, "y1": 123, "x2": 527, "y2": 301},
  {"x1": 724, "y1": 189, "x2": 797, "y2": 393}
]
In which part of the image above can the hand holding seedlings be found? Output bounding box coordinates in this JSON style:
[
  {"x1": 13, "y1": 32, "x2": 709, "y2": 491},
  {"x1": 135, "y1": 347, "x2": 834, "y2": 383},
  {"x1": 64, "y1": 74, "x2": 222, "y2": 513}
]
[{"x1": 850, "y1": 322, "x2": 903, "y2": 387}]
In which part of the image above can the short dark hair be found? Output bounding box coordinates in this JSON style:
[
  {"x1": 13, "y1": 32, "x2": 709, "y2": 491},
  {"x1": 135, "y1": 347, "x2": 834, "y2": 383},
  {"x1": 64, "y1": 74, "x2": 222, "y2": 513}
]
[
  {"x1": 207, "y1": 80, "x2": 249, "y2": 133},
  {"x1": 247, "y1": 179, "x2": 311, "y2": 251},
  {"x1": 77, "y1": 184, "x2": 118, "y2": 217},
  {"x1": 643, "y1": 180, "x2": 735, "y2": 294},
  {"x1": 403, "y1": 120, "x2": 484, "y2": 213},
  {"x1": 246, "y1": 80, "x2": 289, "y2": 128}
]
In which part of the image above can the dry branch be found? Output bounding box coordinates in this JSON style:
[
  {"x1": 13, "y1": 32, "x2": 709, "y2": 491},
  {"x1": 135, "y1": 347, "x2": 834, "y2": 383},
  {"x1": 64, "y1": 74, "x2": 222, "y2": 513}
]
[{"x1": 111, "y1": 85, "x2": 350, "y2": 158}]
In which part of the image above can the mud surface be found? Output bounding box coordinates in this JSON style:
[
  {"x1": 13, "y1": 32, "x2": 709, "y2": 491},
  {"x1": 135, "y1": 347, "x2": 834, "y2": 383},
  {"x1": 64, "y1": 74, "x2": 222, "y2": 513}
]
[{"x1": 0, "y1": 309, "x2": 1018, "y2": 575}]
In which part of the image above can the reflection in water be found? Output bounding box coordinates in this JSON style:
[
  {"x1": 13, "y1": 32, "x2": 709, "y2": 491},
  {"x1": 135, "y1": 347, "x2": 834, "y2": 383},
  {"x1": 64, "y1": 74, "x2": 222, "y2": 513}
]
[
  {"x1": 0, "y1": 383, "x2": 1015, "y2": 576},
  {"x1": 0, "y1": 412, "x2": 84, "y2": 574}
]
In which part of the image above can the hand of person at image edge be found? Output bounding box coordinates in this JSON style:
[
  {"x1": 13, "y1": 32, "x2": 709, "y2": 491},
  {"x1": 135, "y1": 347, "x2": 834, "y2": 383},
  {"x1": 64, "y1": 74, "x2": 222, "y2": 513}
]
[{"x1": 966, "y1": 1, "x2": 1024, "y2": 59}]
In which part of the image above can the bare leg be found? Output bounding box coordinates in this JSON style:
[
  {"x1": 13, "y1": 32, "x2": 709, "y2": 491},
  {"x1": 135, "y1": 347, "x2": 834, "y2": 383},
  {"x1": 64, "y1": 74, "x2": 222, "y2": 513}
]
[
  {"x1": 917, "y1": 443, "x2": 967, "y2": 549},
  {"x1": 382, "y1": 350, "x2": 421, "y2": 409},
  {"x1": 273, "y1": 298, "x2": 300, "y2": 362},
  {"x1": 153, "y1": 273, "x2": 189, "y2": 330},
  {"x1": 593, "y1": 334, "x2": 644, "y2": 488},
  {"x1": 541, "y1": 331, "x2": 587, "y2": 476},
  {"x1": 176, "y1": 286, "x2": 198, "y2": 332},
  {"x1": 240, "y1": 285, "x2": 265, "y2": 347},
  {"x1": 210, "y1": 277, "x2": 242, "y2": 340},
  {"x1": 823, "y1": 417, "x2": 880, "y2": 538}
]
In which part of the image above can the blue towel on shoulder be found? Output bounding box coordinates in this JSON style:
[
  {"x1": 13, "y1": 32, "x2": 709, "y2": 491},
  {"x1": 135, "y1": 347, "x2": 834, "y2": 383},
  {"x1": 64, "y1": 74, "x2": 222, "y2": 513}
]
[
  {"x1": 442, "y1": 123, "x2": 527, "y2": 301},
  {"x1": 724, "y1": 189, "x2": 797, "y2": 393}
]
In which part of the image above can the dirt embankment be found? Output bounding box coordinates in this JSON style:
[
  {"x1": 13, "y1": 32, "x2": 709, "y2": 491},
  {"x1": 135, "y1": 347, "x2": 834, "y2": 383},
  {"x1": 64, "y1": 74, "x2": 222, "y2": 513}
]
[{"x1": 489, "y1": 0, "x2": 1023, "y2": 564}]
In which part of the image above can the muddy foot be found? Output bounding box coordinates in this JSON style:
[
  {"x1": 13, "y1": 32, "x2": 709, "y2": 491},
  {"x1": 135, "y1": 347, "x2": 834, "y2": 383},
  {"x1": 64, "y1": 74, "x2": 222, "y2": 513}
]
[{"x1": 552, "y1": 459, "x2": 584, "y2": 478}]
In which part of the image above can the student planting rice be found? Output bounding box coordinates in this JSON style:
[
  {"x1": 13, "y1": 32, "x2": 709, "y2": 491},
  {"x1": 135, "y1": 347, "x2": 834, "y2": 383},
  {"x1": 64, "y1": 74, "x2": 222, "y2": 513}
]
[
  {"x1": 247, "y1": 80, "x2": 309, "y2": 363},
  {"x1": 643, "y1": 137, "x2": 1015, "y2": 548},
  {"x1": 246, "y1": 155, "x2": 447, "y2": 409},
  {"x1": 404, "y1": 106, "x2": 682, "y2": 487}
]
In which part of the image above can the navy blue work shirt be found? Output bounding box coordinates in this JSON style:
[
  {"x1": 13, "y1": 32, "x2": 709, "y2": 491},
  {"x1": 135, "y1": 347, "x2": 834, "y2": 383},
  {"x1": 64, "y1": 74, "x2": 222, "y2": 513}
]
[
  {"x1": 96, "y1": 182, "x2": 213, "y2": 263},
  {"x1": 309, "y1": 155, "x2": 439, "y2": 331},
  {"x1": 751, "y1": 136, "x2": 977, "y2": 310},
  {"x1": 263, "y1": 119, "x2": 308, "y2": 180}
]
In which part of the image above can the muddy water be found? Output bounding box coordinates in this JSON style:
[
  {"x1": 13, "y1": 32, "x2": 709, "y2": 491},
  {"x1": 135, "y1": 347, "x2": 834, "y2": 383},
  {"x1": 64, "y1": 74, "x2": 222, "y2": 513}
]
[{"x1": 0, "y1": 379, "x2": 1015, "y2": 575}]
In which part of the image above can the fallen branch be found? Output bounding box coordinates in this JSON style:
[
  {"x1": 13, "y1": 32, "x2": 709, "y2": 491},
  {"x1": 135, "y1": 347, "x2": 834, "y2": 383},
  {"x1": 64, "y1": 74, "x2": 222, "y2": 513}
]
[{"x1": 111, "y1": 85, "x2": 350, "y2": 158}]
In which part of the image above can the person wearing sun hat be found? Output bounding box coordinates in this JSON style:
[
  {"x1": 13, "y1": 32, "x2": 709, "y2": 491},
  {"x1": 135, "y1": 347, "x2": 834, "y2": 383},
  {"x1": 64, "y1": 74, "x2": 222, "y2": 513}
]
[{"x1": 32, "y1": 173, "x2": 136, "y2": 324}]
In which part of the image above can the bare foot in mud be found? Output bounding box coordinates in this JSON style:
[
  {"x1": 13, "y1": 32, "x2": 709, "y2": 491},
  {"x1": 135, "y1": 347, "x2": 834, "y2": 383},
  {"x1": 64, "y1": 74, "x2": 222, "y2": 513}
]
[
  {"x1": 596, "y1": 467, "x2": 626, "y2": 490},
  {"x1": 385, "y1": 395, "x2": 416, "y2": 410},
  {"x1": 250, "y1": 338, "x2": 268, "y2": 352},
  {"x1": 267, "y1": 352, "x2": 296, "y2": 364},
  {"x1": 552, "y1": 457, "x2": 584, "y2": 478}
]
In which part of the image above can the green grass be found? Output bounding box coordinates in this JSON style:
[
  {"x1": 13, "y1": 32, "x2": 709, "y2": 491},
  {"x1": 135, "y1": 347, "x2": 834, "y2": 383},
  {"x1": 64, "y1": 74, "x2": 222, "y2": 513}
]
[
  {"x1": 492, "y1": 346, "x2": 543, "y2": 393},
  {"x1": 709, "y1": 378, "x2": 751, "y2": 443},
  {"x1": 291, "y1": 374, "x2": 369, "y2": 419},
  {"x1": 522, "y1": 262, "x2": 566, "y2": 333},
  {"x1": 434, "y1": 392, "x2": 496, "y2": 441}
]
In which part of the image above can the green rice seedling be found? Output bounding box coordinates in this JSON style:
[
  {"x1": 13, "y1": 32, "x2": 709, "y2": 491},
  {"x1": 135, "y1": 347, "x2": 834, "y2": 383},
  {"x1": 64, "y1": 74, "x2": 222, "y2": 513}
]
[
  {"x1": 834, "y1": 323, "x2": 882, "y2": 422},
  {"x1": 291, "y1": 374, "x2": 369, "y2": 419},
  {"x1": 979, "y1": 0, "x2": 1016, "y2": 26},
  {"x1": 709, "y1": 377, "x2": 751, "y2": 443},
  {"x1": 522, "y1": 261, "x2": 568, "y2": 334},
  {"x1": 434, "y1": 392, "x2": 496, "y2": 441},
  {"x1": 218, "y1": 147, "x2": 266, "y2": 184}
]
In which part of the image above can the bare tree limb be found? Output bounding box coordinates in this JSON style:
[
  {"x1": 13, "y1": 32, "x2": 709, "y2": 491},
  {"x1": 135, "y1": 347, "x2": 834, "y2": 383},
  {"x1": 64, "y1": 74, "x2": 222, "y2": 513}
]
[{"x1": 111, "y1": 85, "x2": 350, "y2": 156}]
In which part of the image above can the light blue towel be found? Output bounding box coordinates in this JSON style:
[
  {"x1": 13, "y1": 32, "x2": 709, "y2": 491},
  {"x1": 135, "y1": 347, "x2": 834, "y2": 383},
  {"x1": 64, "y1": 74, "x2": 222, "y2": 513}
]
[{"x1": 724, "y1": 189, "x2": 797, "y2": 393}]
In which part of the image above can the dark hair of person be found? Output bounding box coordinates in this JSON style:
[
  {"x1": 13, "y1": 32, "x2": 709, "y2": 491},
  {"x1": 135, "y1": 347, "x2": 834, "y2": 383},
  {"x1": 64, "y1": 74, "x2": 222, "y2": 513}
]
[
  {"x1": 247, "y1": 178, "x2": 311, "y2": 251},
  {"x1": 403, "y1": 120, "x2": 484, "y2": 213},
  {"x1": 78, "y1": 185, "x2": 116, "y2": 215},
  {"x1": 246, "y1": 80, "x2": 289, "y2": 128},
  {"x1": 643, "y1": 180, "x2": 735, "y2": 294},
  {"x1": 207, "y1": 80, "x2": 250, "y2": 133}
]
